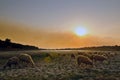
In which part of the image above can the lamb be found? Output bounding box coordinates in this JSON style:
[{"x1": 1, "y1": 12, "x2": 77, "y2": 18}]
[
  {"x1": 77, "y1": 55, "x2": 93, "y2": 66},
  {"x1": 18, "y1": 53, "x2": 35, "y2": 67},
  {"x1": 3, "y1": 56, "x2": 20, "y2": 69},
  {"x1": 90, "y1": 54, "x2": 107, "y2": 62}
]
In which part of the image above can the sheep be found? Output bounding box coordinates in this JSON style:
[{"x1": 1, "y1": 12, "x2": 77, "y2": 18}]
[
  {"x1": 109, "y1": 52, "x2": 117, "y2": 57},
  {"x1": 77, "y1": 55, "x2": 93, "y2": 66},
  {"x1": 71, "y1": 54, "x2": 75, "y2": 59},
  {"x1": 62, "y1": 54, "x2": 66, "y2": 57},
  {"x1": 18, "y1": 53, "x2": 35, "y2": 67},
  {"x1": 78, "y1": 52, "x2": 84, "y2": 55},
  {"x1": 3, "y1": 56, "x2": 20, "y2": 69},
  {"x1": 90, "y1": 54, "x2": 107, "y2": 62},
  {"x1": 103, "y1": 53, "x2": 111, "y2": 59},
  {"x1": 78, "y1": 52, "x2": 91, "y2": 58}
]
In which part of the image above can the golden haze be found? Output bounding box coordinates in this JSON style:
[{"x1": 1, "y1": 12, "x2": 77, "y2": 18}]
[{"x1": 0, "y1": 20, "x2": 119, "y2": 49}]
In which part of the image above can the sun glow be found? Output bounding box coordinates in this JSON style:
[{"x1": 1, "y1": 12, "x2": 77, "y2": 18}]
[{"x1": 74, "y1": 27, "x2": 88, "y2": 36}]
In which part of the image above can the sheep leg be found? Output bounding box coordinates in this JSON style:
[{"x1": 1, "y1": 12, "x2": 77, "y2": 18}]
[
  {"x1": 3, "y1": 65, "x2": 6, "y2": 69},
  {"x1": 14, "y1": 63, "x2": 19, "y2": 69},
  {"x1": 8, "y1": 64, "x2": 11, "y2": 69}
]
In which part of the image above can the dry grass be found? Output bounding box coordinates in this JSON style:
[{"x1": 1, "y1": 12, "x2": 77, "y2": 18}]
[{"x1": 0, "y1": 50, "x2": 120, "y2": 80}]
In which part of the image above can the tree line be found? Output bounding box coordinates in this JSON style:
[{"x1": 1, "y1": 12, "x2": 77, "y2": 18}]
[{"x1": 0, "y1": 38, "x2": 39, "y2": 51}]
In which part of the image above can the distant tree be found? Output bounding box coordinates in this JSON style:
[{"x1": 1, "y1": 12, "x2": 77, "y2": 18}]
[
  {"x1": 5, "y1": 38, "x2": 11, "y2": 43},
  {"x1": 4, "y1": 38, "x2": 11, "y2": 48},
  {"x1": 0, "y1": 38, "x2": 39, "y2": 51},
  {"x1": 115, "y1": 45, "x2": 118, "y2": 47}
]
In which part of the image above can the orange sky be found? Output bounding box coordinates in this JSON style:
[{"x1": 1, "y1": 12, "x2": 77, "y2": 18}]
[
  {"x1": 0, "y1": 20, "x2": 119, "y2": 49},
  {"x1": 0, "y1": 0, "x2": 120, "y2": 48}
]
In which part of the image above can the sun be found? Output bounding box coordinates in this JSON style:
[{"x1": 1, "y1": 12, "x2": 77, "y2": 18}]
[{"x1": 74, "y1": 27, "x2": 88, "y2": 36}]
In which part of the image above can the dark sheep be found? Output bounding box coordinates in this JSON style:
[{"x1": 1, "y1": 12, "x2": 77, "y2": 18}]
[
  {"x1": 90, "y1": 54, "x2": 107, "y2": 62},
  {"x1": 77, "y1": 55, "x2": 93, "y2": 66},
  {"x1": 3, "y1": 56, "x2": 20, "y2": 69},
  {"x1": 71, "y1": 54, "x2": 75, "y2": 59}
]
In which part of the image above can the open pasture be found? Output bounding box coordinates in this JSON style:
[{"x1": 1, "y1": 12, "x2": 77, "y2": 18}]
[{"x1": 0, "y1": 50, "x2": 120, "y2": 80}]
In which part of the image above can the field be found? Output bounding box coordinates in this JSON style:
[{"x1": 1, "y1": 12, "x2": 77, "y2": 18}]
[{"x1": 0, "y1": 50, "x2": 120, "y2": 80}]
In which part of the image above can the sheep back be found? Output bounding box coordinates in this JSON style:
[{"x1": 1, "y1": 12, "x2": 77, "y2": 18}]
[
  {"x1": 91, "y1": 54, "x2": 107, "y2": 62},
  {"x1": 77, "y1": 55, "x2": 93, "y2": 65},
  {"x1": 18, "y1": 53, "x2": 35, "y2": 67},
  {"x1": 3, "y1": 56, "x2": 20, "y2": 69}
]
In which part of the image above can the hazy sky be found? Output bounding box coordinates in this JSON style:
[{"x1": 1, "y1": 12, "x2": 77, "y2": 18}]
[{"x1": 0, "y1": 0, "x2": 120, "y2": 48}]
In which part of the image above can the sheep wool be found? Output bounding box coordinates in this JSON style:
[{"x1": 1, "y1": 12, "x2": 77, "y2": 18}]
[
  {"x1": 77, "y1": 55, "x2": 93, "y2": 66},
  {"x1": 3, "y1": 56, "x2": 20, "y2": 69},
  {"x1": 18, "y1": 53, "x2": 35, "y2": 67}
]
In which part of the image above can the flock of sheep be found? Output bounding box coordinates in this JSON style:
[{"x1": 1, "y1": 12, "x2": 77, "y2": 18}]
[
  {"x1": 70, "y1": 51, "x2": 117, "y2": 68},
  {"x1": 2, "y1": 51, "x2": 117, "y2": 69},
  {"x1": 3, "y1": 53, "x2": 35, "y2": 69}
]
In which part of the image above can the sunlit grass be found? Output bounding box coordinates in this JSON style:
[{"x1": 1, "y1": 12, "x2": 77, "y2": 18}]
[{"x1": 0, "y1": 50, "x2": 119, "y2": 80}]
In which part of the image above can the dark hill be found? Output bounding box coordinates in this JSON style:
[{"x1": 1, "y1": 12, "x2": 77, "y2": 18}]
[
  {"x1": 0, "y1": 38, "x2": 39, "y2": 51},
  {"x1": 56, "y1": 45, "x2": 120, "y2": 51},
  {"x1": 79, "y1": 45, "x2": 120, "y2": 51}
]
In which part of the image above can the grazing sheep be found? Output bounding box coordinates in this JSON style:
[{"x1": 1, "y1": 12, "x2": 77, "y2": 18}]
[
  {"x1": 90, "y1": 54, "x2": 107, "y2": 62},
  {"x1": 18, "y1": 53, "x2": 35, "y2": 67},
  {"x1": 77, "y1": 55, "x2": 93, "y2": 66},
  {"x1": 71, "y1": 54, "x2": 75, "y2": 59},
  {"x1": 78, "y1": 52, "x2": 84, "y2": 55},
  {"x1": 103, "y1": 53, "x2": 111, "y2": 58},
  {"x1": 3, "y1": 56, "x2": 20, "y2": 69},
  {"x1": 78, "y1": 52, "x2": 91, "y2": 58},
  {"x1": 62, "y1": 54, "x2": 66, "y2": 56},
  {"x1": 109, "y1": 52, "x2": 116, "y2": 57}
]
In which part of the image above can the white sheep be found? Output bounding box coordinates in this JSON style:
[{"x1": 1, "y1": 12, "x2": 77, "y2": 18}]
[
  {"x1": 77, "y1": 55, "x2": 93, "y2": 66},
  {"x1": 18, "y1": 53, "x2": 35, "y2": 67}
]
